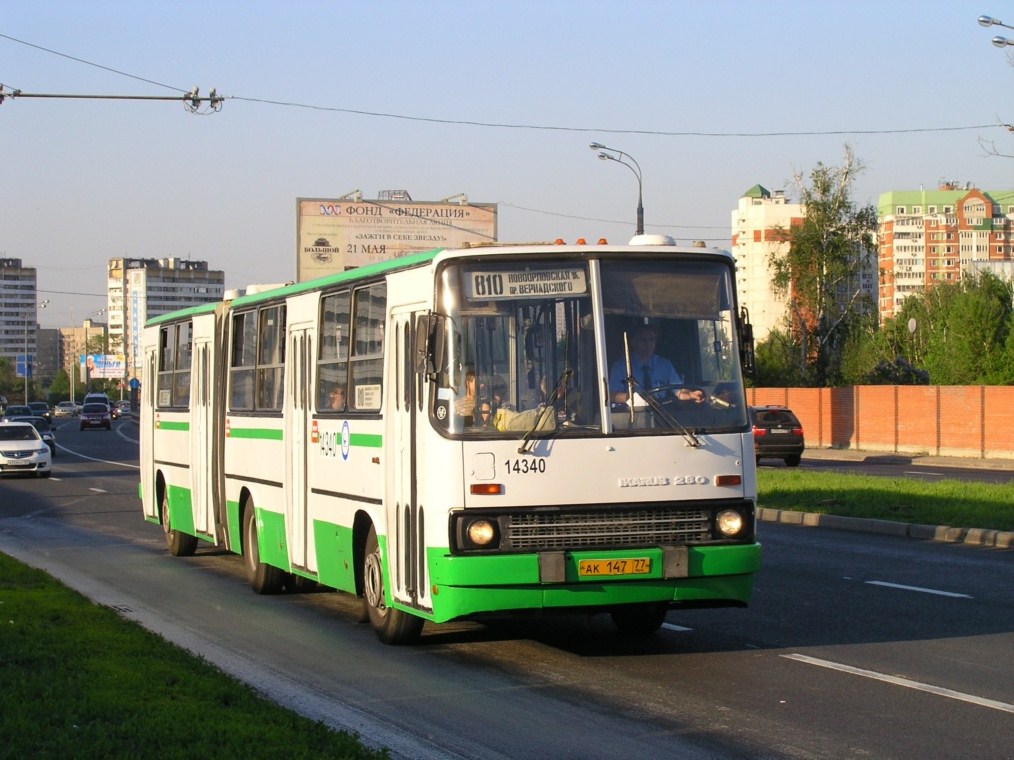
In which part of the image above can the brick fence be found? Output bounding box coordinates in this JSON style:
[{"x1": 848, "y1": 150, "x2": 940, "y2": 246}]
[{"x1": 747, "y1": 386, "x2": 1014, "y2": 460}]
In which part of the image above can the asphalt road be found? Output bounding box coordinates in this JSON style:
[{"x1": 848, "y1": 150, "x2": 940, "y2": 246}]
[{"x1": 1, "y1": 420, "x2": 1011, "y2": 759}]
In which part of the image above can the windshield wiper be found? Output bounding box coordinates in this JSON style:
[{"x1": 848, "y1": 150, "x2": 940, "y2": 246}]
[
  {"x1": 634, "y1": 387, "x2": 701, "y2": 448},
  {"x1": 518, "y1": 368, "x2": 572, "y2": 454}
]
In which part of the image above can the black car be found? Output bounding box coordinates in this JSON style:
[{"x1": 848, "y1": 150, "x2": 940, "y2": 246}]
[
  {"x1": 28, "y1": 401, "x2": 52, "y2": 422},
  {"x1": 750, "y1": 405, "x2": 805, "y2": 467},
  {"x1": 79, "y1": 402, "x2": 112, "y2": 431}
]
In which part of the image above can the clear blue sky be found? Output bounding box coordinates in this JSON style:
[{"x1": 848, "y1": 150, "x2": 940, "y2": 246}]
[{"x1": 3, "y1": 1, "x2": 1012, "y2": 328}]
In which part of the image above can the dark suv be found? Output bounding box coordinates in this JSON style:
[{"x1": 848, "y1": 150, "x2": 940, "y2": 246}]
[{"x1": 750, "y1": 405, "x2": 805, "y2": 467}]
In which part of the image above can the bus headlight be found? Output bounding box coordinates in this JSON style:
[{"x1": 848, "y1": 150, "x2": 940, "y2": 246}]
[
  {"x1": 466, "y1": 519, "x2": 497, "y2": 547},
  {"x1": 716, "y1": 509, "x2": 744, "y2": 538}
]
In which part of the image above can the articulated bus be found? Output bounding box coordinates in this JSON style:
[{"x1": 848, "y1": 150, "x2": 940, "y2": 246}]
[{"x1": 140, "y1": 236, "x2": 760, "y2": 644}]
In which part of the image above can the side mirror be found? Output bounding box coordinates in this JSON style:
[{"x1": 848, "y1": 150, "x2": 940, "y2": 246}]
[{"x1": 413, "y1": 313, "x2": 446, "y2": 376}]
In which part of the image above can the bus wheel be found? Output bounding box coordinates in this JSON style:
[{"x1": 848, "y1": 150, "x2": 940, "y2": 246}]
[
  {"x1": 243, "y1": 501, "x2": 283, "y2": 594},
  {"x1": 161, "y1": 488, "x2": 197, "y2": 557},
  {"x1": 362, "y1": 525, "x2": 423, "y2": 645},
  {"x1": 610, "y1": 603, "x2": 668, "y2": 635}
]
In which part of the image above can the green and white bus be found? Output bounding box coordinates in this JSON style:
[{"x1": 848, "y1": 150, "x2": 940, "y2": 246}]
[{"x1": 140, "y1": 236, "x2": 760, "y2": 644}]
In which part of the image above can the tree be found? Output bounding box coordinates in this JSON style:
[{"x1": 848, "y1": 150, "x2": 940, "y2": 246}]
[
  {"x1": 770, "y1": 145, "x2": 879, "y2": 386},
  {"x1": 921, "y1": 272, "x2": 1013, "y2": 384}
]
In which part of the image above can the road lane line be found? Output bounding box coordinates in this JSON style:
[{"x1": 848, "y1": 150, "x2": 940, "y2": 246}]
[
  {"x1": 866, "y1": 580, "x2": 972, "y2": 598},
  {"x1": 661, "y1": 623, "x2": 693, "y2": 632},
  {"x1": 56, "y1": 442, "x2": 139, "y2": 470},
  {"x1": 782, "y1": 654, "x2": 1014, "y2": 714}
]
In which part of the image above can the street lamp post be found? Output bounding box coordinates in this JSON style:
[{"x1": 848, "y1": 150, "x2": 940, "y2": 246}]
[
  {"x1": 978, "y1": 14, "x2": 1014, "y2": 47},
  {"x1": 23, "y1": 299, "x2": 49, "y2": 403},
  {"x1": 83, "y1": 309, "x2": 106, "y2": 394},
  {"x1": 589, "y1": 142, "x2": 644, "y2": 236}
]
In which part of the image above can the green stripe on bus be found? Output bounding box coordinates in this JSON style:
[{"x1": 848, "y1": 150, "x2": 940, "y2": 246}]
[
  {"x1": 229, "y1": 427, "x2": 284, "y2": 440},
  {"x1": 349, "y1": 433, "x2": 382, "y2": 448},
  {"x1": 158, "y1": 421, "x2": 190, "y2": 431}
]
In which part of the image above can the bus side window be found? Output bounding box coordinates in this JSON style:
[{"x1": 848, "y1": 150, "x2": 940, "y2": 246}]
[
  {"x1": 255, "y1": 305, "x2": 286, "y2": 411},
  {"x1": 318, "y1": 290, "x2": 350, "y2": 412},
  {"x1": 229, "y1": 311, "x2": 257, "y2": 411},
  {"x1": 350, "y1": 282, "x2": 386, "y2": 411}
]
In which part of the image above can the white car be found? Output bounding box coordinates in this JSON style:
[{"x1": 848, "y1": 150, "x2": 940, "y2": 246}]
[
  {"x1": 0, "y1": 421, "x2": 52, "y2": 478},
  {"x1": 54, "y1": 401, "x2": 80, "y2": 418}
]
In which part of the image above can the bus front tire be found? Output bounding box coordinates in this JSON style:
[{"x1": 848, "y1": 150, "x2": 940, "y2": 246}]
[
  {"x1": 161, "y1": 488, "x2": 197, "y2": 557},
  {"x1": 243, "y1": 501, "x2": 283, "y2": 594},
  {"x1": 362, "y1": 525, "x2": 423, "y2": 645}
]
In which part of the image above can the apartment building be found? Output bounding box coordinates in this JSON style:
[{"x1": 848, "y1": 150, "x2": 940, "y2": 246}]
[
  {"x1": 0, "y1": 258, "x2": 40, "y2": 367},
  {"x1": 730, "y1": 186, "x2": 802, "y2": 341},
  {"x1": 877, "y1": 185, "x2": 1014, "y2": 321},
  {"x1": 106, "y1": 257, "x2": 225, "y2": 376}
]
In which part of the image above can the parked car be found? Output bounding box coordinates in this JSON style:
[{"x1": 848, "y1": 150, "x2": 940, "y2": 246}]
[
  {"x1": 28, "y1": 401, "x2": 52, "y2": 422},
  {"x1": 54, "y1": 401, "x2": 79, "y2": 417},
  {"x1": 12, "y1": 415, "x2": 57, "y2": 457},
  {"x1": 79, "y1": 402, "x2": 112, "y2": 431},
  {"x1": 0, "y1": 420, "x2": 52, "y2": 477},
  {"x1": 750, "y1": 405, "x2": 805, "y2": 467},
  {"x1": 1, "y1": 405, "x2": 34, "y2": 421}
]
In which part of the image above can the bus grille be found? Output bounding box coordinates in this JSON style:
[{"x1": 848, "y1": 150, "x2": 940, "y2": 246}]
[{"x1": 502, "y1": 507, "x2": 711, "y2": 551}]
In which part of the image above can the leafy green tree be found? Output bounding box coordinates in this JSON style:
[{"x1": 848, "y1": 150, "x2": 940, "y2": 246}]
[
  {"x1": 921, "y1": 272, "x2": 1012, "y2": 384},
  {"x1": 752, "y1": 329, "x2": 805, "y2": 386},
  {"x1": 770, "y1": 145, "x2": 879, "y2": 386}
]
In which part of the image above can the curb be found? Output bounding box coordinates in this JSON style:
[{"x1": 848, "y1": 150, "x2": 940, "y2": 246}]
[{"x1": 757, "y1": 507, "x2": 1014, "y2": 550}]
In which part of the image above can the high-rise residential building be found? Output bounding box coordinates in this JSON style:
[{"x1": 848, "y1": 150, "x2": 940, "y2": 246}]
[
  {"x1": 877, "y1": 185, "x2": 1014, "y2": 321},
  {"x1": 730, "y1": 186, "x2": 802, "y2": 342},
  {"x1": 107, "y1": 257, "x2": 225, "y2": 377},
  {"x1": 0, "y1": 258, "x2": 40, "y2": 367}
]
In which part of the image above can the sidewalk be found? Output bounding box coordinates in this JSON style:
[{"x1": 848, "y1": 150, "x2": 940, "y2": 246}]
[
  {"x1": 802, "y1": 446, "x2": 1014, "y2": 472},
  {"x1": 757, "y1": 447, "x2": 1014, "y2": 550}
]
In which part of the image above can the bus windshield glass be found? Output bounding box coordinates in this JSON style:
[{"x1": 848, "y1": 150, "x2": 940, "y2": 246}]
[{"x1": 434, "y1": 255, "x2": 748, "y2": 436}]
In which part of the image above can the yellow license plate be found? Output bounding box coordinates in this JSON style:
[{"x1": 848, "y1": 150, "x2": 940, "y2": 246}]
[{"x1": 578, "y1": 557, "x2": 651, "y2": 577}]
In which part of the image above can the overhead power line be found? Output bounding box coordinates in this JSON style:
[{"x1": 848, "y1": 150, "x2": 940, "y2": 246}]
[{"x1": 0, "y1": 31, "x2": 1006, "y2": 136}]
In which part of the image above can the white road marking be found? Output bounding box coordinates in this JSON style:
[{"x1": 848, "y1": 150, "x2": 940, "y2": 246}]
[
  {"x1": 782, "y1": 654, "x2": 1014, "y2": 714},
  {"x1": 89, "y1": 488, "x2": 107, "y2": 494},
  {"x1": 662, "y1": 623, "x2": 693, "y2": 632},
  {"x1": 56, "y1": 440, "x2": 139, "y2": 470},
  {"x1": 866, "y1": 580, "x2": 972, "y2": 599}
]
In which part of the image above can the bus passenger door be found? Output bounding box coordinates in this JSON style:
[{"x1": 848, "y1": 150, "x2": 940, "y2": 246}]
[
  {"x1": 140, "y1": 344, "x2": 157, "y2": 521},
  {"x1": 285, "y1": 326, "x2": 311, "y2": 573},
  {"x1": 388, "y1": 308, "x2": 430, "y2": 613},
  {"x1": 191, "y1": 339, "x2": 213, "y2": 537}
]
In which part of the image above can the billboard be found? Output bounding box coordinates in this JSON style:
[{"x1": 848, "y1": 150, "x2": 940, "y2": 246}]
[
  {"x1": 296, "y1": 198, "x2": 498, "y2": 282},
  {"x1": 80, "y1": 354, "x2": 126, "y2": 380}
]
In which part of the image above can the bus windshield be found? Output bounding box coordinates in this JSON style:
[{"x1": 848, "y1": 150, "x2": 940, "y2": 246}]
[{"x1": 434, "y1": 256, "x2": 748, "y2": 436}]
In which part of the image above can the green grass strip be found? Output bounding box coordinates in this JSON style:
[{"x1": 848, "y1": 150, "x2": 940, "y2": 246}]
[
  {"x1": 758, "y1": 469, "x2": 1014, "y2": 531},
  {"x1": 0, "y1": 554, "x2": 387, "y2": 760}
]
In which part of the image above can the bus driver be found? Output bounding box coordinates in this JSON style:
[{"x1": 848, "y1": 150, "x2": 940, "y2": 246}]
[{"x1": 609, "y1": 324, "x2": 704, "y2": 405}]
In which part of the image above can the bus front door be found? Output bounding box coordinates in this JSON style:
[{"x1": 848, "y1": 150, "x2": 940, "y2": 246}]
[{"x1": 389, "y1": 308, "x2": 431, "y2": 614}]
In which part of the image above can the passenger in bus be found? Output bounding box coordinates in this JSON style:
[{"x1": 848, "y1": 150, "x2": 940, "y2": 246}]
[
  {"x1": 454, "y1": 369, "x2": 476, "y2": 424},
  {"x1": 609, "y1": 324, "x2": 704, "y2": 404},
  {"x1": 328, "y1": 385, "x2": 346, "y2": 411}
]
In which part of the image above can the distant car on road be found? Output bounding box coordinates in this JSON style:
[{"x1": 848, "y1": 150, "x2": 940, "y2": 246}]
[
  {"x1": 0, "y1": 420, "x2": 52, "y2": 477},
  {"x1": 79, "y1": 403, "x2": 112, "y2": 431},
  {"x1": 114, "y1": 399, "x2": 132, "y2": 416},
  {"x1": 28, "y1": 401, "x2": 52, "y2": 422},
  {"x1": 54, "y1": 401, "x2": 79, "y2": 418},
  {"x1": 1, "y1": 405, "x2": 34, "y2": 421},
  {"x1": 750, "y1": 405, "x2": 805, "y2": 467}
]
